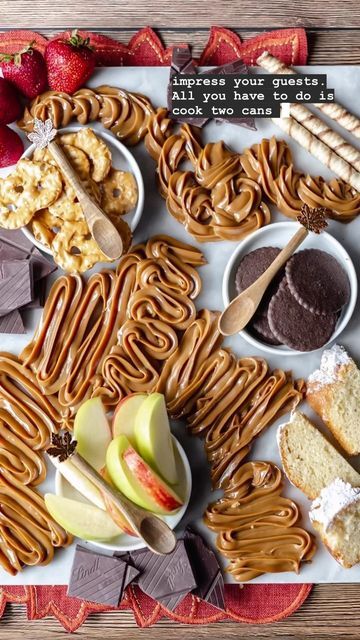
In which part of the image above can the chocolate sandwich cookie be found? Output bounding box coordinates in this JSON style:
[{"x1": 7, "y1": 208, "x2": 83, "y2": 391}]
[
  {"x1": 285, "y1": 249, "x2": 350, "y2": 316},
  {"x1": 268, "y1": 279, "x2": 337, "y2": 351}
]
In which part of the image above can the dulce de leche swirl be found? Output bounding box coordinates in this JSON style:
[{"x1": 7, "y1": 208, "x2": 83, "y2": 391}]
[
  {"x1": 205, "y1": 462, "x2": 315, "y2": 581},
  {"x1": 157, "y1": 126, "x2": 272, "y2": 242},
  {"x1": 0, "y1": 477, "x2": 72, "y2": 576},
  {"x1": 18, "y1": 86, "x2": 155, "y2": 146},
  {"x1": 2, "y1": 234, "x2": 315, "y2": 578},
  {"x1": 241, "y1": 136, "x2": 360, "y2": 221}
]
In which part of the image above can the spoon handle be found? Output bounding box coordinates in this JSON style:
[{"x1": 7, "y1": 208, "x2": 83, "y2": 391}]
[
  {"x1": 47, "y1": 141, "x2": 124, "y2": 261},
  {"x1": 252, "y1": 226, "x2": 308, "y2": 290},
  {"x1": 70, "y1": 452, "x2": 176, "y2": 555}
]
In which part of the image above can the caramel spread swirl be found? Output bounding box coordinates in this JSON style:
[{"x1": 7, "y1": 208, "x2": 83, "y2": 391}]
[
  {"x1": 18, "y1": 86, "x2": 155, "y2": 146},
  {"x1": 205, "y1": 462, "x2": 315, "y2": 581},
  {"x1": 1, "y1": 234, "x2": 315, "y2": 578}
]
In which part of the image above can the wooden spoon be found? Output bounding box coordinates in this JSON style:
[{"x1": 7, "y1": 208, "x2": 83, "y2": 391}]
[
  {"x1": 219, "y1": 226, "x2": 308, "y2": 337},
  {"x1": 67, "y1": 451, "x2": 177, "y2": 555},
  {"x1": 48, "y1": 141, "x2": 124, "y2": 261}
]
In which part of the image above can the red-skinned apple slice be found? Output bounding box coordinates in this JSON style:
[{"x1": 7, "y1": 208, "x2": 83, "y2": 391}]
[
  {"x1": 106, "y1": 435, "x2": 183, "y2": 514},
  {"x1": 112, "y1": 393, "x2": 147, "y2": 445},
  {"x1": 134, "y1": 393, "x2": 177, "y2": 484},
  {"x1": 102, "y1": 492, "x2": 138, "y2": 537}
]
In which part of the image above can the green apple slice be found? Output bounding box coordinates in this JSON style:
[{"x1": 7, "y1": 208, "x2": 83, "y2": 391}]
[
  {"x1": 50, "y1": 456, "x2": 106, "y2": 510},
  {"x1": 112, "y1": 393, "x2": 147, "y2": 445},
  {"x1": 106, "y1": 435, "x2": 183, "y2": 515},
  {"x1": 44, "y1": 493, "x2": 123, "y2": 540},
  {"x1": 74, "y1": 397, "x2": 112, "y2": 472},
  {"x1": 134, "y1": 393, "x2": 177, "y2": 484}
]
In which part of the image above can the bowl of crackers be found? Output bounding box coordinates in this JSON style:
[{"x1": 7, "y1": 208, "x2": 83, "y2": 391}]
[
  {"x1": 223, "y1": 221, "x2": 357, "y2": 356},
  {"x1": 19, "y1": 125, "x2": 144, "y2": 272}
]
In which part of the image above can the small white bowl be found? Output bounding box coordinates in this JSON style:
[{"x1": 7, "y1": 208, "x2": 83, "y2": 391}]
[
  {"x1": 20, "y1": 125, "x2": 145, "y2": 255},
  {"x1": 55, "y1": 436, "x2": 192, "y2": 553},
  {"x1": 222, "y1": 221, "x2": 357, "y2": 356}
]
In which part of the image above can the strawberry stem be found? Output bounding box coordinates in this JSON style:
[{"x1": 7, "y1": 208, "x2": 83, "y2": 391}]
[
  {"x1": 67, "y1": 29, "x2": 92, "y2": 49},
  {"x1": 0, "y1": 41, "x2": 35, "y2": 66}
]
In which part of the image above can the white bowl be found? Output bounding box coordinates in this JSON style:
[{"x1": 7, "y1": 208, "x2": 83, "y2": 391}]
[
  {"x1": 20, "y1": 125, "x2": 145, "y2": 255},
  {"x1": 55, "y1": 436, "x2": 192, "y2": 553},
  {"x1": 222, "y1": 221, "x2": 357, "y2": 356}
]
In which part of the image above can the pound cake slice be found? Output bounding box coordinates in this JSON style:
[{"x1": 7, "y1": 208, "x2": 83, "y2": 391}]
[
  {"x1": 307, "y1": 344, "x2": 360, "y2": 455},
  {"x1": 310, "y1": 478, "x2": 360, "y2": 568},
  {"x1": 278, "y1": 411, "x2": 360, "y2": 499}
]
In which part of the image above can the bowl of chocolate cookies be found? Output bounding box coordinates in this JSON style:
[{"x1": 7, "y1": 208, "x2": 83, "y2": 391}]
[{"x1": 222, "y1": 221, "x2": 357, "y2": 355}]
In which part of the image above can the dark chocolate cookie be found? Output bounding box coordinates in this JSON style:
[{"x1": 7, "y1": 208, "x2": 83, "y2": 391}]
[
  {"x1": 250, "y1": 310, "x2": 282, "y2": 345},
  {"x1": 235, "y1": 247, "x2": 281, "y2": 294},
  {"x1": 235, "y1": 247, "x2": 283, "y2": 344},
  {"x1": 285, "y1": 249, "x2": 350, "y2": 316},
  {"x1": 268, "y1": 279, "x2": 337, "y2": 351}
]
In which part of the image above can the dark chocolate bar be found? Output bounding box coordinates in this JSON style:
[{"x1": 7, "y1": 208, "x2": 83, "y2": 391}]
[
  {"x1": 0, "y1": 309, "x2": 25, "y2": 334},
  {"x1": 130, "y1": 540, "x2": 197, "y2": 611},
  {"x1": 0, "y1": 260, "x2": 33, "y2": 316},
  {"x1": 68, "y1": 546, "x2": 139, "y2": 607},
  {"x1": 168, "y1": 46, "x2": 208, "y2": 128},
  {"x1": 184, "y1": 528, "x2": 225, "y2": 611}
]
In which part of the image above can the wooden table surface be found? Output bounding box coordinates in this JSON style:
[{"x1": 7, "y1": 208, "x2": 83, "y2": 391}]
[{"x1": 0, "y1": 1, "x2": 360, "y2": 637}]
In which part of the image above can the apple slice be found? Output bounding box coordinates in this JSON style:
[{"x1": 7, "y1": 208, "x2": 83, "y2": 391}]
[
  {"x1": 134, "y1": 393, "x2": 177, "y2": 484},
  {"x1": 106, "y1": 435, "x2": 183, "y2": 515},
  {"x1": 44, "y1": 493, "x2": 123, "y2": 540},
  {"x1": 102, "y1": 493, "x2": 138, "y2": 537},
  {"x1": 74, "y1": 397, "x2": 112, "y2": 472},
  {"x1": 112, "y1": 393, "x2": 147, "y2": 445},
  {"x1": 50, "y1": 456, "x2": 106, "y2": 510}
]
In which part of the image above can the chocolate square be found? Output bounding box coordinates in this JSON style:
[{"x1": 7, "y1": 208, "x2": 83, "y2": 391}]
[
  {"x1": 184, "y1": 528, "x2": 225, "y2": 611},
  {"x1": 0, "y1": 309, "x2": 25, "y2": 334},
  {"x1": 0, "y1": 260, "x2": 33, "y2": 316},
  {"x1": 68, "y1": 546, "x2": 139, "y2": 607},
  {"x1": 130, "y1": 540, "x2": 197, "y2": 611}
]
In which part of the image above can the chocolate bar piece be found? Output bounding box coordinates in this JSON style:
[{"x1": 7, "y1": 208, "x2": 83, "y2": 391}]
[
  {"x1": 0, "y1": 260, "x2": 33, "y2": 316},
  {"x1": 130, "y1": 540, "x2": 196, "y2": 611},
  {"x1": 184, "y1": 528, "x2": 225, "y2": 611},
  {"x1": 68, "y1": 546, "x2": 139, "y2": 607},
  {"x1": 206, "y1": 60, "x2": 256, "y2": 130},
  {"x1": 0, "y1": 229, "x2": 56, "y2": 281},
  {"x1": 0, "y1": 309, "x2": 25, "y2": 334},
  {"x1": 168, "y1": 46, "x2": 208, "y2": 128}
]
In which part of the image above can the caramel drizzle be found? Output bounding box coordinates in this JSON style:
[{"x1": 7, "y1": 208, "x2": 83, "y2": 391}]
[
  {"x1": 0, "y1": 234, "x2": 315, "y2": 579},
  {"x1": 18, "y1": 86, "x2": 155, "y2": 146}
]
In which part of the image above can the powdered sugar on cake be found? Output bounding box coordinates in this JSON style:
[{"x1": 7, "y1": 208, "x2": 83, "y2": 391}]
[
  {"x1": 307, "y1": 344, "x2": 351, "y2": 390},
  {"x1": 310, "y1": 478, "x2": 360, "y2": 530}
]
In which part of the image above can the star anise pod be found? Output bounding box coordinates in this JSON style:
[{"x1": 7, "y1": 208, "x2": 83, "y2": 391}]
[
  {"x1": 48, "y1": 431, "x2": 77, "y2": 462},
  {"x1": 297, "y1": 204, "x2": 329, "y2": 234}
]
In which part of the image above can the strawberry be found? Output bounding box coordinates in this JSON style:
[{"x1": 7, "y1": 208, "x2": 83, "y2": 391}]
[
  {"x1": 45, "y1": 30, "x2": 96, "y2": 94},
  {"x1": 0, "y1": 77, "x2": 22, "y2": 125},
  {"x1": 0, "y1": 125, "x2": 24, "y2": 168},
  {"x1": 0, "y1": 43, "x2": 47, "y2": 99}
]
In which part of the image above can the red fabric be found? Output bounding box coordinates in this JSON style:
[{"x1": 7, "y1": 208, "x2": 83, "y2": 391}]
[
  {"x1": 0, "y1": 25, "x2": 311, "y2": 631},
  {"x1": 0, "y1": 26, "x2": 308, "y2": 67},
  {"x1": 0, "y1": 583, "x2": 312, "y2": 632}
]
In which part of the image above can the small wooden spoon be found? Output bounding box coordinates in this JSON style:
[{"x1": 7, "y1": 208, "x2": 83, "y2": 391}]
[
  {"x1": 70, "y1": 452, "x2": 177, "y2": 555},
  {"x1": 48, "y1": 141, "x2": 124, "y2": 261},
  {"x1": 219, "y1": 226, "x2": 308, "y2": 337},
  {"x1": 48, "y1": 434, "x2": 177, "y2": 555}
]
